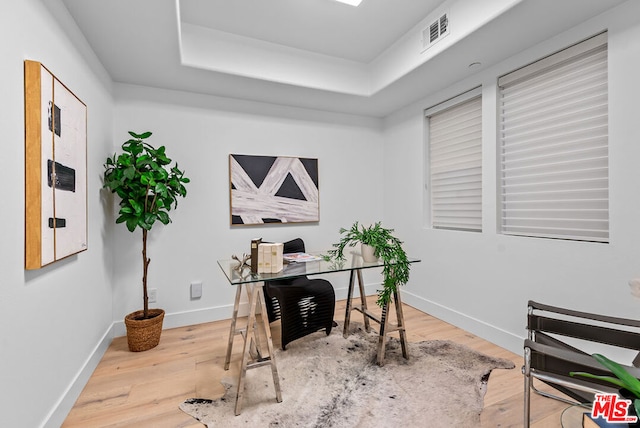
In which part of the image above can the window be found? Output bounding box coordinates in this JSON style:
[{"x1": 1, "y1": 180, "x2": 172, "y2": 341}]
[
  {"x1": 425, "y1": 87, "x2": 482, "y2": 232},
  {"x1": 498, "y1": 32, "x2": 609, "y2": 243}
]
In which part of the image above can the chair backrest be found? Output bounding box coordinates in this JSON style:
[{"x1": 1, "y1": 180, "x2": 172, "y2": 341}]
[
  {"x1": 263, "y1": 238, "x2": 307, "y2": 323},
  {"x1": 528, "y1": 300, "x2": 640, "y2": 349},
  {"x1": 283, "y1": 238, "x2": 305, "y2": 254}
]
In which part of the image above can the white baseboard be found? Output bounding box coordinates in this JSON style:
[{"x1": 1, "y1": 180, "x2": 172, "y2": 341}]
[
  {"x1": 336, "y1": 284, "x2": 523, "y2": 355},
  {"x1": 47, "y1": 305, "x2": 235, "y2": 427},
  {"x1": 43, "y1": 325, "x2": 114, "y2": 428},
  {"x1": 112, "y1": 304, "x2": 237, "y2": 337},
  {"x1": 111, "y1": 283, "x2": 371, "y2": 337},
  {"x1": 400, "y1": 290, "x2": 523, "y2": 355}
]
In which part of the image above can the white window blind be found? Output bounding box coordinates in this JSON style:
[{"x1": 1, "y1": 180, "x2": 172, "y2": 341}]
[
  {"x1": 498, "y1": 32, "x2": 609, "y2": 243},
  {"x1": 426, "y1": 89, "x2": 482, "y2": 231}
]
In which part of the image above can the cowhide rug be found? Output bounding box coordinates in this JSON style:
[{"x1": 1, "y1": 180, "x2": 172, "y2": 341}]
[{"x1": 180, "y1": 322, "x2": 514, "y2": 427}]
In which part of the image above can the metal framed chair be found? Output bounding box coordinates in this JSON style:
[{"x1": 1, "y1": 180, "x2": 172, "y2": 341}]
[
  {"x1": 263, "y1": 238, "x2": 335, "y2": 350},
  {"x1": 523, "y1": 300, "x2": 640, "y2": 427}
]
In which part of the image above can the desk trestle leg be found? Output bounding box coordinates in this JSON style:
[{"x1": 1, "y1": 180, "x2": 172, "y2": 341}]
[
  {"x1": 224, "y1": 282, "x2": 282, "y2": 416},
  {"x1": 343, "y1": 269, "x2": 409, "y2": 367},
  {"x1": 224, "y1": 285, "x2": 242, "y2": 371},
  {"x1": 393, "y1": 289, "x2": 408, "y2": 359},
  {"x1": 356, "y1": 269, "x2": 370, "y2": 333},
  {"x1": 343, "y1": 270, "x2": 356, "y2": 339},
  {"x1": 376, "y1": 289, "x2": 408, "y2": 366}
]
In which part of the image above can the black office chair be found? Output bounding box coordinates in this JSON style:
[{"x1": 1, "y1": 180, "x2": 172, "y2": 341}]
[{"x1": 263, "y1": 238, "x2": 335, "y2": 350}]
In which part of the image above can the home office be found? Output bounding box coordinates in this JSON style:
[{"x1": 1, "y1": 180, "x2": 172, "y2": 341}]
[{"x1": 3, "y1": 0, "x2": 640, "y2": 426}]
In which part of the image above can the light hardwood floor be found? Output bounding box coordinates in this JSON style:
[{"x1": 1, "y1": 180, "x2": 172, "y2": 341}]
[{"x1": 63, "y1": 298, "x2": 570, "y2": 427}]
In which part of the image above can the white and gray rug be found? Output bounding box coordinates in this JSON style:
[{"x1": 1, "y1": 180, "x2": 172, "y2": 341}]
[{"x1": 180, "y1": 323, "x2": 515, "y2": 427}]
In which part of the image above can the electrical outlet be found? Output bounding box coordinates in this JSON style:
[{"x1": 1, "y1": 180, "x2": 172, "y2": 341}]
[
  {"x1": 148, "y1": 288, "x2": 157, "y2": 303},
  {"x1": 190, "y1": 281, "x2": 202, "y2": 299}
]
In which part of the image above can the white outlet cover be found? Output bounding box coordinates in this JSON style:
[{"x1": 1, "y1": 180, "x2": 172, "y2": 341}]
[{"x1": 191, "y1": 282, "x2": 203, "y2": 299}]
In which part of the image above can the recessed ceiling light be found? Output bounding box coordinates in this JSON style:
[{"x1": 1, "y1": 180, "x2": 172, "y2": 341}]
[{"x1": 334, "y1": 0, "x2": 363, "y2": 6}]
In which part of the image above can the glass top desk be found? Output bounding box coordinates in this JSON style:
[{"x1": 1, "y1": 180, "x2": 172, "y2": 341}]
[{"x1": 217, "y1": 251, "x2": 421, "y2": 415}]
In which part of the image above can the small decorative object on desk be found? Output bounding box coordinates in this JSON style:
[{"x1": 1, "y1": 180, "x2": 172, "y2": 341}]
[
  {"x1": 232, "y1": 253, "x2": 251, "y2": 270},
  {"x1": 257, "y1": 242, "x2": 284, "y2": 273},
  {"x1": 250, "y1": 238, "x2": 262, "y2": 273},
  {"x1": 283, "y1": 253, "x2": 323, "y2": 263}
]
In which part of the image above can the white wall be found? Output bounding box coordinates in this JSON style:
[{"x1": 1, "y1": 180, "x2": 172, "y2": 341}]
[
  {"x1": 0, "y1": 1, "x2": 114, "y2": 427},
  {"x1": 383, "y1": 1, "x2": 640, "y2": 355},
  {"x1": 110, "y1": 84, "x2": 386, "y2": 333}
]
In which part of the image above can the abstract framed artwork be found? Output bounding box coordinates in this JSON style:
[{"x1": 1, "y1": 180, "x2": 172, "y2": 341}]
[
  {"x1": 229, "y1": 154, "x2": 319, "y2": 226},
  {"x1": 24, "y1": 60, "x2": 87, "y2": 269}
]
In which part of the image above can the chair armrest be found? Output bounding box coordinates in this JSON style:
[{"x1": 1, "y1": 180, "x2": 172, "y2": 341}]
[{"x1": 525, "y1": 340, "x2": 604, "y2": 370}]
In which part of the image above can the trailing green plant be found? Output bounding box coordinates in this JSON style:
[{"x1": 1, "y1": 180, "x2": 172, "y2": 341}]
[
  {"x1": 570, "y1": 353, "x2": 640, "y2": 416},
  {"x1": 325, "y1": 221, "x2": 410, "y2": 306},
  {"x1": 103, "y1": 131, "x2": 190, "y2": 319}
]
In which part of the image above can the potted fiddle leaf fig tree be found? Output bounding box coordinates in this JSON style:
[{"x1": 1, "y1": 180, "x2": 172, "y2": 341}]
[
  {"x1": 103, "y1": 131, "x2": 190, "y2": 351},
  {"x1": 325, "y1": 221, "x2": 410, "y2": 307}
]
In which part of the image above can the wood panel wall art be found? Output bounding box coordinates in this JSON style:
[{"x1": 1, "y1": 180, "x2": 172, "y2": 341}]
[{"x1": 24, "y1": 60, "x2": 87, "y2": 269}]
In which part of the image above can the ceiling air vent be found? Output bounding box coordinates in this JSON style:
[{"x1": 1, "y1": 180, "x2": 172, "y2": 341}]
[
  {"x1": 422, "y1": 12, "x2": 449, "y2": 52},
  {"x1": 429, "y1": 21, "x2": 439, "y2": 43}
]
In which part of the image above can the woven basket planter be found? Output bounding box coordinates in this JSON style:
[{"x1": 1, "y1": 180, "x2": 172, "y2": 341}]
[{"x1": 124, "y1": 308, "x2": 165, "y2": 352}]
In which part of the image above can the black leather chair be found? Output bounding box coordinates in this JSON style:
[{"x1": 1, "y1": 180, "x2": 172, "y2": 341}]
[
  {"x1": 523, "y1": 300, "x2": 640, "y2": 427},
  {"x1": 263, "y1": 238, "x2": 335, "y2": 350}
]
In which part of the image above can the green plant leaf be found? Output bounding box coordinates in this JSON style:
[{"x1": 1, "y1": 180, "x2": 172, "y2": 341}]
[
  {"x1": 143, "y1": 212, "x2": 156, "y2": 228},
  {"x1": 569, "y1": 371, "x2": 627, "y2": 389},
  {"x1": 129, "y1": 131, "x2": 152, "y2": 139},
  {"x1": 155, "y1": 182, "x2": 168, "y2": 197},
  {"x1": 129, "y1": 199, "x2": 143, "y2": 215},
  {"x1": 123, "y1": 166, "x2": 135, "y2": 181},
  {"x1": 116, "y1": 153, "x2": 131, "y2": 166},
  {"x1": 570, "y1": 355, "x2": 640, "y2": 400},
  {"x1": 593, "y1": 354, "x2": 640, "y2": 398},
  {"x1": 125, "y1": 216, "x2": 138, "y2": 232},
  {"x1": 136, "y1": 154, "x2": 151, "y2": 166},
  {"x1": 156, "y1": 211, "x2": 170, "y2": 225}
]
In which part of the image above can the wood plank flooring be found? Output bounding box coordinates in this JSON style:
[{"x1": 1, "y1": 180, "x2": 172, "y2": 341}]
[{"x1": 63, "y1": 297, "x2": 570, "y2": 427}]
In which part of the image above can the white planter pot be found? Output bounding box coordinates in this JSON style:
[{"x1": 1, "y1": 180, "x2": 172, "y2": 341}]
[{"x1": 361, "y1": 243, "x2": 378, "y2": 263}]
